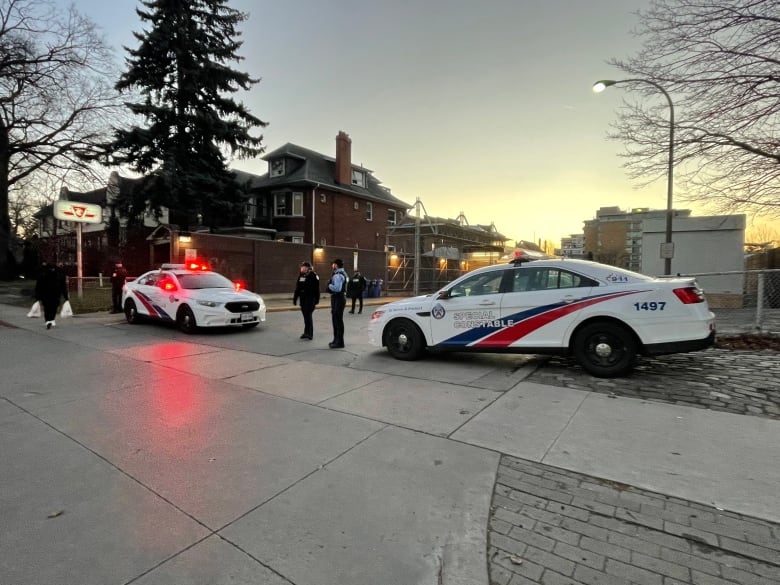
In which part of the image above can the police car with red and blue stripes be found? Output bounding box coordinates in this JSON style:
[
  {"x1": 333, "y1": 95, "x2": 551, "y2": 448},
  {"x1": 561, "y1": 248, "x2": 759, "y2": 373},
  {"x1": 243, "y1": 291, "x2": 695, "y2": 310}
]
[
  {"x1": 368, "y1": 253, "x2": 715, "y2": 377},
  {"x1": 122, "y1": 260, "x2": 266, "y2": 334}
]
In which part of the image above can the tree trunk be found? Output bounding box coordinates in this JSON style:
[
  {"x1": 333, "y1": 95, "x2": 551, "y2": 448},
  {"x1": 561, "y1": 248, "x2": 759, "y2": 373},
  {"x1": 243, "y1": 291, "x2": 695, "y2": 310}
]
[{"x1": 0, "y1": 124, "x2": 12, "y2": 280}]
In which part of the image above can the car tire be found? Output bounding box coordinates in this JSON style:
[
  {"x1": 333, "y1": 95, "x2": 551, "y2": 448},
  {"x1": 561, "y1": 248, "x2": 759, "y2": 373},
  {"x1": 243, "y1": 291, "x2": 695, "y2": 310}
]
[
  {"x1": 177, "y1": 305, "x2": 198, "y2": 334},
  {"x1": 385, "y1": 318, "x2": 425, "y2": 361},
  {"x1": 124, "y1": 299, "x2": 141, "y2": 324},
  {"x1": 573, "y1": 321, "x2": 637, "y2": 378}
]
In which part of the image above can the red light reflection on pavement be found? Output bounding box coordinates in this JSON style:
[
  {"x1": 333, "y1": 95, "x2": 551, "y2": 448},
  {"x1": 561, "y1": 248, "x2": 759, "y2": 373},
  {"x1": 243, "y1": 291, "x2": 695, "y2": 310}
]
[
  {"x1": 149, "y1": 342, "x2": 196, "y2": 361},
  {"x1": 152, "y1": 380, "x2": 201, "y2": 430}
]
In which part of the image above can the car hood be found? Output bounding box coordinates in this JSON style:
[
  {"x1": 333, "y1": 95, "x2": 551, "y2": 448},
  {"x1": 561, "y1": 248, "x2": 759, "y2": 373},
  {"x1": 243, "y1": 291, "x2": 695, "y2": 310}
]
[
  {"x1": 190, "y1": 288, "x2": 264, "y2": 303},
  {"x1": 378, "y1": 294, "x2": 432, "y2": 311}
]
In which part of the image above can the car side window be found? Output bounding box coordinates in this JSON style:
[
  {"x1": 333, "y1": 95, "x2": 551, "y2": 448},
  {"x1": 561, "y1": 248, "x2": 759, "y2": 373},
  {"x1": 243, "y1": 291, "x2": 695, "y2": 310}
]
[
  {"x1": 137, "y1": 274, "x2": 155, "y2": 286},
  {"x1": 512, "y1": 267, "x2": 596, "y2": 291},
  {"x1": 449, "y1": 270, "x2": 505, "y2": 298}
]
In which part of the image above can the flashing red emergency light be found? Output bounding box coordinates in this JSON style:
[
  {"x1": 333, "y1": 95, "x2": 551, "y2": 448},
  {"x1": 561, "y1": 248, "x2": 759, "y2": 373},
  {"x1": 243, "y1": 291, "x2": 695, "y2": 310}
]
[
  {"x1": 160, "y1": 278, "x2": 178, "y2": 292},
  {"x1": 233, "y1": 280, "x2": 245, "y2": 292},
  {"x1": 185, "y1": 259, "x2": 210, "y2": 271}
]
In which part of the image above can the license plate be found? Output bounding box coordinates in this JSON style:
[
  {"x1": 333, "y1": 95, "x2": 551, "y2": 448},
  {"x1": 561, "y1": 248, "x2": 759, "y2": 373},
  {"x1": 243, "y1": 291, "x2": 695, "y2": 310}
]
[{"x1": 240, "y1": 312, "x2": 253, "y2": 322}]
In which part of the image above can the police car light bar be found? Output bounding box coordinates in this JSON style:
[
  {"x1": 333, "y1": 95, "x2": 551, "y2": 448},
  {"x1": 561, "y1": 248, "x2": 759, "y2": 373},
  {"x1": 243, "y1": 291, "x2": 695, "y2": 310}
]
[
  {"x1": 160, "y1": 259, "x2": 211, "y2": 271},
  {"x1": 508, "y1": 248, "x2": 549, "y2": 264}
]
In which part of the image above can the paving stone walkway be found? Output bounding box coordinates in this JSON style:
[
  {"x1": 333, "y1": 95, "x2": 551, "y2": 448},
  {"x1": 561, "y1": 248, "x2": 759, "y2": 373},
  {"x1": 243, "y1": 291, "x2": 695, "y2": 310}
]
[
  {"x1": 489, "y1": 458, "x2": 780, "y2": 585},
  {"x1": 526, "y1": 349, "x2": 780, "y2": 420}
]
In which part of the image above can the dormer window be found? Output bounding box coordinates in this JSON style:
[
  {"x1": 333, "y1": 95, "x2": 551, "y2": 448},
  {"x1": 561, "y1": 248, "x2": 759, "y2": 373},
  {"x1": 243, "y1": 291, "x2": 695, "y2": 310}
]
[
  {"x1": 351, "y1": 169, "x2": 365, "y2": 187},
  {"x1": 270, "y1": 159, "x2": 285, "y2": 177}
]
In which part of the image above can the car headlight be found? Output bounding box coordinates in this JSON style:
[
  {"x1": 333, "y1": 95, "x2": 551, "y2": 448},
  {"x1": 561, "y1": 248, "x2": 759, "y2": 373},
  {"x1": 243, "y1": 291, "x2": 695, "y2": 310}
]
[{"x1": 196, "y1": 300, "x2": 222, "y2": 307}]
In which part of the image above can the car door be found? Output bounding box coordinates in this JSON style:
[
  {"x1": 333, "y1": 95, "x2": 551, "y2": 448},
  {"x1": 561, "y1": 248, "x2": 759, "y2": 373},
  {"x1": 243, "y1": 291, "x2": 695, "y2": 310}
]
[
  {"x1": 428, "y1": 268, "x2": 507, "y2": 347},
  {"x1": 153, "y1": 272, "x2": 181, "y2": 322},
  {"x1": 489, "y1": 266, "x2": 596, "y2": 348},
  {"x1": 128, "y1": 272, "x2": 160, "y2": 318}
]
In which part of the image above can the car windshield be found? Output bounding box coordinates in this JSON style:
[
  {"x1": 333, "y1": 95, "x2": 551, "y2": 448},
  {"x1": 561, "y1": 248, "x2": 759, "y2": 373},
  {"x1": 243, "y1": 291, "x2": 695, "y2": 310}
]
[{"x1": 176, "y1": 272, "x2": 235, "y2": 290}]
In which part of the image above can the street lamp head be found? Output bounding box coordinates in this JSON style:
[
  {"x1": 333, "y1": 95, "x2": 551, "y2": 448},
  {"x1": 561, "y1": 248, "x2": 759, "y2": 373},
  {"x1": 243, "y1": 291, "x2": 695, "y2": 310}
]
[{"x1": 592, "y1": 80, "x2": 617, "y2": 93}]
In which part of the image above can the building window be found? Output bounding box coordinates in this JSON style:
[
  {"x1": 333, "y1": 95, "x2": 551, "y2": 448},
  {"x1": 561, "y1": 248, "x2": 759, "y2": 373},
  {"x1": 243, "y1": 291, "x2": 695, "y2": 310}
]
[
  {"x1": 365, "y1": 201, "x2": 373, "y2": 221},
  {"x1": 274, "y1": 192, "x2": 304, "y2": 217},
  {"x1": 292, "y1": 236, "x2": 304, "y2": 244},
  {"x1": 387, "y1": 209, "x2": 397, "y2": 226},
  {"x1": 270, "y1": 159, "x2": 285, "y2": 177},
  {"x1": 351, "y1": 169, "x2": 365, "y2": 187}
]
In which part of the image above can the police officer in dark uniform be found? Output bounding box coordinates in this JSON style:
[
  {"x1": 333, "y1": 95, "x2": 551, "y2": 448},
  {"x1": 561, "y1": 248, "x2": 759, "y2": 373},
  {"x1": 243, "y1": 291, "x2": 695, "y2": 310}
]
[
  {"x1": 293, "y1": 261, "x2": 320, "y2": 340},
  {"x1": 110, "y1": 262, "x2": 128, "y2": 313},
  {"x1": 347, "y1": 270, "x2": 367, "y2": 314}
]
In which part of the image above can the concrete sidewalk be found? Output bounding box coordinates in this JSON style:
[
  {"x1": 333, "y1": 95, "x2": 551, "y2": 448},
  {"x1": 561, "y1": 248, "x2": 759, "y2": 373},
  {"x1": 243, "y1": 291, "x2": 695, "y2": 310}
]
[{"x1": 1, "y1": 302, "x2": 778, "y2": 585}]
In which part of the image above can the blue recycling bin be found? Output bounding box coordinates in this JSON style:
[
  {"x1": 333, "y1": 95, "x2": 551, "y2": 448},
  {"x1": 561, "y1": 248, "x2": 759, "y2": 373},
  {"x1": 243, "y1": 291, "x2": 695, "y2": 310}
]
[
  {"x1": 376, "y1": 279, "x2": 383, "y2": 297},
  {"x1": 369, "y1": 279, "x2": 378, "y2": 297}
]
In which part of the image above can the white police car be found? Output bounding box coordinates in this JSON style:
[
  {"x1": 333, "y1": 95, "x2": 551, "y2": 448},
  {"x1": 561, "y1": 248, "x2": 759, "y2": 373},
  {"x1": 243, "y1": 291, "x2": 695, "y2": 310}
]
[
  {"x1": 368, "y1": 255, "x2": 715, "y2": 377},
  {"x1": 122, "y1": 260, "x2": 266, "y2": 333}
]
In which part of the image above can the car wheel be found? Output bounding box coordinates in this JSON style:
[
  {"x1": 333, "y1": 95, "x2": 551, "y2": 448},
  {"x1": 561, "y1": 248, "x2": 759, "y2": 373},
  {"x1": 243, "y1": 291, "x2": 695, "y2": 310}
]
[
  {"x1": 385, "y1": 318, "x2": 425, "y2": 360},
  {"x1": 177, "y1": 305, "x2": 198, "y2": 334},
  {"x1": 124, "y1": 299, "x2": 141, "y2": 324},
  {"x1": 573, "y1": 321, "x2": 637, "y2": 378}
]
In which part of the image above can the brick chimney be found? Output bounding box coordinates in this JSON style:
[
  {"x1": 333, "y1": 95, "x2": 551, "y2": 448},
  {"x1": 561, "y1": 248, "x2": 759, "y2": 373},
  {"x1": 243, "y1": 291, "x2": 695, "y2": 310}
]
[{"x1": 335, "y1": 131, "x2": 352, "y2": 185}]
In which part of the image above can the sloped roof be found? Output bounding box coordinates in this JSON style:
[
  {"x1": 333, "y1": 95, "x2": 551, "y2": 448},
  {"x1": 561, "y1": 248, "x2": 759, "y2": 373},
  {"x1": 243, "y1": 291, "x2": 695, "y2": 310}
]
[{"x1": 237, "y1": 142, "x2": 411, "y2": 210}]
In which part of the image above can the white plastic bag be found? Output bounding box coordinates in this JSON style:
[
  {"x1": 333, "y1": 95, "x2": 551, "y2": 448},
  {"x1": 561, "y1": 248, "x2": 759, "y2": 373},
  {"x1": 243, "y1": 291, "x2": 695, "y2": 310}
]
[
  {"x1": 27, "y1": 301, "x2": 41, "y2": 318},
  {"x1": 60, "y1": 300, "x2": 73, "y2": 318}
]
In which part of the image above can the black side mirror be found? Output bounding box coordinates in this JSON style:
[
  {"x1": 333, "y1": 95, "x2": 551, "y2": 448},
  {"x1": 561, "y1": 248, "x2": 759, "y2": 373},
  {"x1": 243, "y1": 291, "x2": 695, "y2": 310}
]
[{"x1": 436, "y1": 289, "x2": 450, "y2": 300}]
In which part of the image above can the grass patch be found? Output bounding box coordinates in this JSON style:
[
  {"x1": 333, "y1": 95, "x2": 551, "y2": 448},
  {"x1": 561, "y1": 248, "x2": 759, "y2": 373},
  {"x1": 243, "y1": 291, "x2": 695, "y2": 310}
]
[
  {"x1": 68, "y1": 287, "x2": 113, "y2": 314},
  {"x1": 0, "y1": 279, "x2": 113, "y2": 315}
]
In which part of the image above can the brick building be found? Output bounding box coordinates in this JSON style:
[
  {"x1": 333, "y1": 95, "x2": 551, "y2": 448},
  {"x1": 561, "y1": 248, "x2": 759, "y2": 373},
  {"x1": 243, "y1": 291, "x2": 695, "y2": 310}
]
[{"x1": 238, "y1": 131, "x2": 410, "y2": 250}]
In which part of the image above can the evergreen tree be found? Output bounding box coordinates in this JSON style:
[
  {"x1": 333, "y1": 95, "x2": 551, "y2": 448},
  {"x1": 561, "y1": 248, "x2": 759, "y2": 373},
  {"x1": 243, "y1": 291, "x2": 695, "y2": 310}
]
[{"x1": 107, "y1": 0, "x2": 266, "y2": 228}]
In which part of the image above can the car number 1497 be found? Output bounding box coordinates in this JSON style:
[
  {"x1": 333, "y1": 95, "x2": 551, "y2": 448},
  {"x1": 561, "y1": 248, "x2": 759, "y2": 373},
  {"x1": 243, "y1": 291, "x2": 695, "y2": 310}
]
[{"x1": 634, "y1": 302, "x2": 666, "y2": 311}]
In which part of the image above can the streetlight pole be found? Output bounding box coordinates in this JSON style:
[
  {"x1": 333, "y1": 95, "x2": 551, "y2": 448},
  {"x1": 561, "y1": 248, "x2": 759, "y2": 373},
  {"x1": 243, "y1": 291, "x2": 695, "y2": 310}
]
[{"x1": 593, "y1": 79, "x2": 675, "y2": 276}]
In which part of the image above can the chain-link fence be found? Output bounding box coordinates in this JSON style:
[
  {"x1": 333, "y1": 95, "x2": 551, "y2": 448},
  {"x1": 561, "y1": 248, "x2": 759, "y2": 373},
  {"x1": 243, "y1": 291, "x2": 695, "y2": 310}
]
[{"x1": 681, "y1": 269, "x2": 780, "y2": 334}]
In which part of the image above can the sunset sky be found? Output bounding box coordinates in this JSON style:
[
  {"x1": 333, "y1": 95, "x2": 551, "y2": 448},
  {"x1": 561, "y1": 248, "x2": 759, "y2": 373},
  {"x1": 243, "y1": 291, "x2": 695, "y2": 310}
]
[{"x1": 58, "y1": 0, "x2": 775, "y2": 245}]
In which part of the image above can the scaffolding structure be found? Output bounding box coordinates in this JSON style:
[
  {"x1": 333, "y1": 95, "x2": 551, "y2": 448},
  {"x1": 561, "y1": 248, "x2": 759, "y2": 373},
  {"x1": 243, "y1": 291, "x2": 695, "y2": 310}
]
[{"x1": 384, "y1": 198, "x2": 508, "y2": 295}]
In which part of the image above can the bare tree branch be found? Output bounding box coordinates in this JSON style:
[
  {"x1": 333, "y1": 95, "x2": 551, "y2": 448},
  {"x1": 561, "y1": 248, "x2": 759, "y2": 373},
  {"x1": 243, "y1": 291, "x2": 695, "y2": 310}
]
[
  {"x1": 0, "y1": 0, "x2": 125, "y2": 276},
  {"x1": 605, "y1": 0, "x2": 780, "y2": 219}
]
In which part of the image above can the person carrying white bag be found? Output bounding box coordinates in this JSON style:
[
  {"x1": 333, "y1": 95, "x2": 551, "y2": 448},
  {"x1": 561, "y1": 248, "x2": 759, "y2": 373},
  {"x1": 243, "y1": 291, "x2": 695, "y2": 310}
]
[{"x1": 34, "y1": 261, "x2": 70, "y2": 329}]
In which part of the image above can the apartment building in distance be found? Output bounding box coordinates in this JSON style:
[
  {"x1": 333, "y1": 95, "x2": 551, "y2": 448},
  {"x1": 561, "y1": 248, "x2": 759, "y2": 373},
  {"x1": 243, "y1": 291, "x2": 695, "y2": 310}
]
[
  {"x1": 582, "y1": 206, "x2": 693, "y2": 272},
  {"x1": 574, "y1": 206, "x2": 746, "y2": 305},
  {"x1": 557, "y1": 233, "x2": 586, "y2": 258}
]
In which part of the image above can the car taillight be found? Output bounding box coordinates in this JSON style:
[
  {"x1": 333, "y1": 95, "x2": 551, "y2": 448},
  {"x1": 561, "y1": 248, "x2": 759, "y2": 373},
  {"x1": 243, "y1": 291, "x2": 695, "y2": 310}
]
[
  {"x1": 370, "y1": 310, "x2": 385, "y2": 320},
  {"x1": 673, "y1": 287, "x2": 704, "y2": 304}
]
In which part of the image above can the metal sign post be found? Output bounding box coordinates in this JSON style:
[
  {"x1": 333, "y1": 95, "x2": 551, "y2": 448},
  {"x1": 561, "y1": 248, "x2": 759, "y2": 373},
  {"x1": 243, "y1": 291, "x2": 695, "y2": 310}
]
[
  {"x1": 76, "y1": 223, "x2": 83, "y2": 298},
  {"x1": 53, "y1": 200, "x2": 103, "y2": 299}
]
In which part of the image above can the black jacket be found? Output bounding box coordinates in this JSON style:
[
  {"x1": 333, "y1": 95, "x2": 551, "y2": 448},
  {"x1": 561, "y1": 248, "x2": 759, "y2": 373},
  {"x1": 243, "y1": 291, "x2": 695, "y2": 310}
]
[
  {"x1": 35, "y1": 265, "x2": 68, "y2": 303},
  {"x1": 111, "y1": 266, "x2": 128, "y2": 290},
  {"x1": 293, "y1": 270, "x2": 320, "y2": 305},
  {"x1": 346, "y1": 273, "x2": 367, "y2": 298}
]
